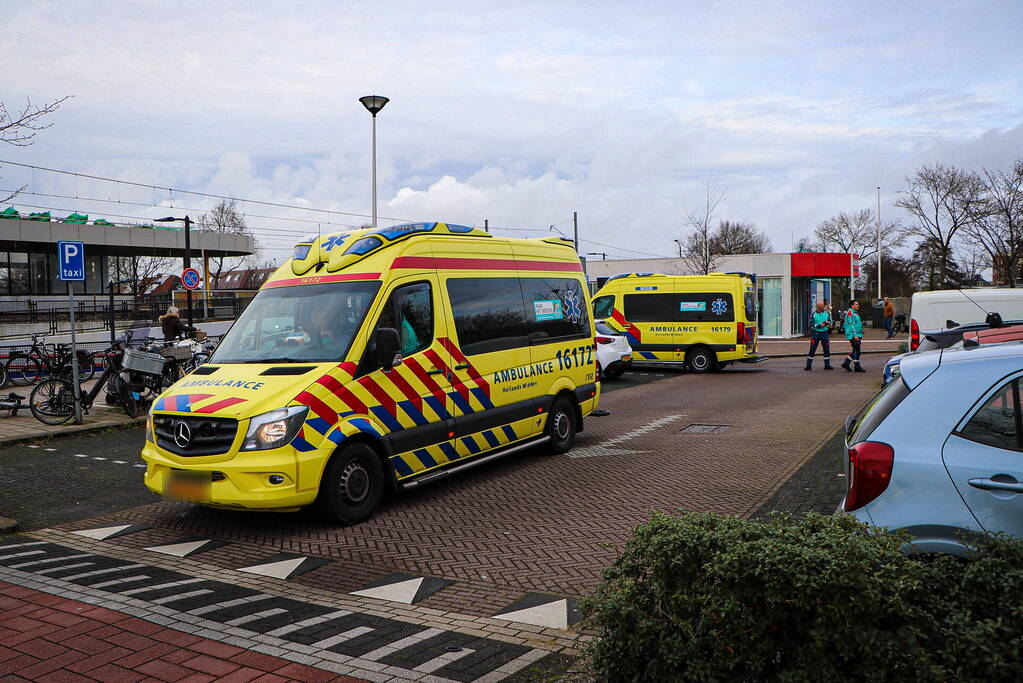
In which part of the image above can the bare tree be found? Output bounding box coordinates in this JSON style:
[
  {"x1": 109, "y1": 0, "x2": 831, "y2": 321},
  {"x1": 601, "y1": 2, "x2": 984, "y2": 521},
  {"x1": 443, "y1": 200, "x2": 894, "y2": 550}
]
[
  {"x1": 107, "y1": 254, "x2": 174, "y2": 296},
  {"x1": 197, "y1": 200, "x2": 260, "y2": 287},
  {"x1": 0, "y1": 96, "x2": 72, "y2": 202},
  {"x1": 895, "y1": 164, "x2": 981, "y2": 288},
  {"x1": 677, "y1": 180, "x2": 724, "y2": 275},
  {"x1": 710, "y1": 220, "x2": 772, "y2": 254},
  {"x1": 962, "y1": 161, "x2": 1023, "y2": 287},
  {"x1": 814, "y1": 209, "x2": 905, "y2": 265}
]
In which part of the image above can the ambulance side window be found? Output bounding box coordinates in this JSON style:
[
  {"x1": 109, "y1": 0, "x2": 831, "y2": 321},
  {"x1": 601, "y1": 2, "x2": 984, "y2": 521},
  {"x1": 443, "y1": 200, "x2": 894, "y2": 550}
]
[
  {"x1": 593, "y1": 295, "x2": 614, "y2": 320},
  {"x1": 447, "y1": 278, "x2": 530, "y2": 355},
  {"x1": 376, "y1": 282, "x2": 433, "y2": 356}
]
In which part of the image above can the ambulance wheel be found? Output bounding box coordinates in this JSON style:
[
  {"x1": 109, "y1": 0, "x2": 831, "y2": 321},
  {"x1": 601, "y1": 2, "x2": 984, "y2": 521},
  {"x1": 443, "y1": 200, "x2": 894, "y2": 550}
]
[
  {"x1": 545, "y1": 397, "x2": 576, "y2": 454},
  {"x1": 317, "y1": 443, "x2": 384, "y2": 525},
  {"x1": 686, "y1": 347, "x2": 716, "y2": 373}
]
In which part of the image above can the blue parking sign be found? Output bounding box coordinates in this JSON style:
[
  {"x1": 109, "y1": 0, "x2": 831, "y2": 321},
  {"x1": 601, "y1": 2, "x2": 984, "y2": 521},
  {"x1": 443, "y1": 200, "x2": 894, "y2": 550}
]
[{"x1": 57, "y1": 241, "x2": 85, "y2": 281}]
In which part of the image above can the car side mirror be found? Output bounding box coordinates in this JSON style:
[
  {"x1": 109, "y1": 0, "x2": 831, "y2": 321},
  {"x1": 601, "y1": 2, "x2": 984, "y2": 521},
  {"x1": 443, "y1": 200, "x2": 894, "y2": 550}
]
[{"x1": 374, "y1": 327, "x2": 402, "y2": 369}]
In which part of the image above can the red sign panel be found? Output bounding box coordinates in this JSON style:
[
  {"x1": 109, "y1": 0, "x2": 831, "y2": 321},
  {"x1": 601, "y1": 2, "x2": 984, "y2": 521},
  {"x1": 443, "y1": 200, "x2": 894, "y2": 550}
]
[{"x1": 790, "y1": 253, "x2": 853, "y2": 278}]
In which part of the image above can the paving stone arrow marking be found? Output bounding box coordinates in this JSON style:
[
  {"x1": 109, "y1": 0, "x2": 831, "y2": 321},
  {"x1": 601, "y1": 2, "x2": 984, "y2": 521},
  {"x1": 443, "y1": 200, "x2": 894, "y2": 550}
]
[
  {"x1": 236, "y1": 553, "x2": 331, "y2": 580},
  {"x1": 144, "y1": 539, "x2": 224, "y2": 558},
  {"x1": 70, "y1": 524, "x2": 145, "y2": 540},
  {"x1": 567, "y1": 414, "x2": 683, "y2": 458}
]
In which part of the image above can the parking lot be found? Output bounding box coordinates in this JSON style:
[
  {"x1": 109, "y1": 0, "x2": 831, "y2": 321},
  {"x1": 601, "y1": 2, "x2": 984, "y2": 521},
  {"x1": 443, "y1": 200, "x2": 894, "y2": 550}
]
[{"x1": 5, "y1": 358, "x2": 879, "y2": 619}]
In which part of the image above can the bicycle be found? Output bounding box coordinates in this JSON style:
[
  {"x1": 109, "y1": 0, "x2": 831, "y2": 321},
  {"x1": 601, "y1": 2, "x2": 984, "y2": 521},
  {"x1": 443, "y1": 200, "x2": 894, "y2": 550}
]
[
  {"x1": 892, "y1": 313, "x2": 908, "y2": 335},
  {"x1": 29, "y1": 332, "x2": 160, "y2": 424},
  {"x1": 5, "y1": 333, "x2": 96, "y2": 386}
]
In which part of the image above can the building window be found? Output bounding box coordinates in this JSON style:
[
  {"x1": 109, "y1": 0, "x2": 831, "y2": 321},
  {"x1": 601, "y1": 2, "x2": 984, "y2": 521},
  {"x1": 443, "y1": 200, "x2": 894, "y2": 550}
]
[
  {"x1": 758, "y1": 277, "x2": 783, "y2": 337},
  {"x1": 0, "y1": 252, "x2": 9, "y2": 295},
  {"x1": 9, "y1": 253, "x2": 28, "y2": 294}
]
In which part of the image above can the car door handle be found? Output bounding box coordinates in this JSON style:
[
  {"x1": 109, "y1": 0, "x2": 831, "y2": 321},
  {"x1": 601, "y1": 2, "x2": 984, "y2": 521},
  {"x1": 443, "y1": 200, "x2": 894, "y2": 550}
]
[
  {"x1": 967, "y1": 477, "x2": 1023, "y2": 493},
  {"x1": 454, "y1": 363, "x2": 470, "y2": 370},
  {"x1": 427, "y1": 368, "x2": 443, "y2": 375}
]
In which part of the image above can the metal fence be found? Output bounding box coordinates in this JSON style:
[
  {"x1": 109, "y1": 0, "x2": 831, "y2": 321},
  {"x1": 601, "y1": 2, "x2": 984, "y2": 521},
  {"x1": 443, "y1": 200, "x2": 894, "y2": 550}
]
[{"x1": 0, "y1": 293, "x2": 253, "y2": 339}]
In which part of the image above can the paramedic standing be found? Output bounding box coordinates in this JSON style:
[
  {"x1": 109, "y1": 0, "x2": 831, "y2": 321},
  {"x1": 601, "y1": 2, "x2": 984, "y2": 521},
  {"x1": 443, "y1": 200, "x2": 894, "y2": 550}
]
[
  {"x1": 842, "y1": 300, "x2": 865, "y2": 372},
  {"x1": 805, "y1": 300, "x2": 833, "y2": 370},
  {"x1": 883, "y1": 297, "x2": 895, "y2": 338}
]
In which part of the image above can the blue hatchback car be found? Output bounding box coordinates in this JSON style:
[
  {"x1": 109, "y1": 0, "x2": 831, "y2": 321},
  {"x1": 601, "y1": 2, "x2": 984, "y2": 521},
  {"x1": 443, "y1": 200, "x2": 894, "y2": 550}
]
[{"x1": 843, "y1": 341, "x2": 1023, "y2": 555}]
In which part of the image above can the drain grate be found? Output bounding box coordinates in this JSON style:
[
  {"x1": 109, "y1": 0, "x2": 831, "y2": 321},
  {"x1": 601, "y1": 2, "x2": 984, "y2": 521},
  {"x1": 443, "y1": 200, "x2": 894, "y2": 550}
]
[{"x1": 680, "y1": 424, "x2": 731, "y2": 434}]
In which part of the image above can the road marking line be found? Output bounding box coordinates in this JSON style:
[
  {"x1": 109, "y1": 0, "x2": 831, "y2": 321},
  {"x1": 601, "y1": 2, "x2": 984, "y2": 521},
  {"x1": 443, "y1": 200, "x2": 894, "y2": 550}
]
[
  {"x1": 568, "y1": 414, "x2": 683, "y2": 459},
  {"x1": 44, "y1": 448, "x2": 56, "y2": 451},
  {"x1": 74, "y1": 454, "x2": 88, "y2": 458},
  {"x1": 112, "y1": 460, "x2": 126, "y2": 464},
  {"x1": 311, "y1": 625, "x2": 376, "y2": 649},
  {"x1": 226, "y1": 608, "x2": 289, "y2": 626},
  {"x1": 263, "y1": 610, "x2": 353, "y2": 638},
  {"x1": 9, "y1": 553, "x2": 92, "y2": 569},
  {"x1": 120, "y1": 577, "x2": 205, "y2": 596},
  {"x1": 58, "y1": 563, "x2": 147, "y2": 582},
  {"x1": 414, "y1": 647, "x2": 477, "y2": 673},
  {"x1": 90, "y1": 574, "x2": 151, "y2": 589},
  {"x1": 134, "y1": 464, "x2": 147, "y2": 468},
  {"x1": 152, "y1": 588, "x2": 215, "y2": 604},
  {"x1": 189, "y1": 596, "x2": 275, "y2": 616},
  {"x1": 26, "y1": 445, "x2": 39, "y2": 449},
  {"x1": 93, "y1": 457, "x2": 106, "y2": 460}
]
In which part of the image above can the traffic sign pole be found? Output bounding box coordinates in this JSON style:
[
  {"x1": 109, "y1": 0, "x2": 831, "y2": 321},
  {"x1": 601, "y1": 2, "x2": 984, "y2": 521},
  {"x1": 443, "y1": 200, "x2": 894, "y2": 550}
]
[
  {"x1": 67, "y1": 282, "x2": 83, "y2": 424},
  {"x1": 57, "y1": 241, "x2": 86, "y2": 425}
]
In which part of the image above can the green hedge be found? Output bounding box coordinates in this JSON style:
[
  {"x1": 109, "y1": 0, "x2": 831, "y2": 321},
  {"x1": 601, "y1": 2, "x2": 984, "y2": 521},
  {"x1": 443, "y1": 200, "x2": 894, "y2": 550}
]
[{"x1": 581, "y1": 512, "x2": 1023, "y2": 682}]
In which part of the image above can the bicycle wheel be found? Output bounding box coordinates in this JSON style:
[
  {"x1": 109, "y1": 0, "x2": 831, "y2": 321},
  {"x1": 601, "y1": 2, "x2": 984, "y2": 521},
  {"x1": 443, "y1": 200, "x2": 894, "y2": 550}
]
[
  {"x1": 30, "y1": 378, "x2": 75, "y2": 425},
  {"x1": 118, "y1": 380, "x2": 142, "y2": 418},
  {"x1": 76, "y1": 352, "x2": 96, "y2": 383},
  {"x1": 6, "y1": 355, "x2": 40, "y2": 386},
  {"x1": 0, "y1": 363, "x2": 7, "y2": 388}
]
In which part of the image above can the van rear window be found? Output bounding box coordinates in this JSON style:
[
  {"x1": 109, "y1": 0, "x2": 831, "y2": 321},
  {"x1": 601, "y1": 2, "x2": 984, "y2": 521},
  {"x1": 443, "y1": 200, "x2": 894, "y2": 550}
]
[{"x1": 849, "y1": 378, "x2": 911, "y2": 444}]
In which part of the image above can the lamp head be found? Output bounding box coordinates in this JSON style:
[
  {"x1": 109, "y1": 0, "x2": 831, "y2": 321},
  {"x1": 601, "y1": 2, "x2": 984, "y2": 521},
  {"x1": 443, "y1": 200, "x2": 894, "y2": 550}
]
[
  {"x1": 359, "y1": 95, "x2": 389, "y2": 116},
  {"x1": 154, "y1": 216, "x2": 180, "y2": 223}
]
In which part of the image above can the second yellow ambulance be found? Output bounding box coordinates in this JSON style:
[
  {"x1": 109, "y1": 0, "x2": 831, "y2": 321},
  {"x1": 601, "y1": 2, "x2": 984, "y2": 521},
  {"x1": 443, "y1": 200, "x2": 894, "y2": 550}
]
[
  {"x1": 592, "y1": 272, "x2": 764, "y2": 372},
  {"x1": 142, "y1": 222, "x2": 599, "y2": 524}
]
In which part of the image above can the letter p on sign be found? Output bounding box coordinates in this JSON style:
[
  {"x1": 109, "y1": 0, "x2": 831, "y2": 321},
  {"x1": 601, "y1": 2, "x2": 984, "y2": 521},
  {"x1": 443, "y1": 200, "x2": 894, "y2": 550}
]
[{"x1": 58, "y1": 241, "x2": 86, "y2": 281}]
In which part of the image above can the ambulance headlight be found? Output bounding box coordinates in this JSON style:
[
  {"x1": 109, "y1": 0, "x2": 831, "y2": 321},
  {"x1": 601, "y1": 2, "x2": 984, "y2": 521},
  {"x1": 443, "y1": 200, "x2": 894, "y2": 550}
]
[{"x1": 242, "y1": 406, "x2": 309, "y2": 451}]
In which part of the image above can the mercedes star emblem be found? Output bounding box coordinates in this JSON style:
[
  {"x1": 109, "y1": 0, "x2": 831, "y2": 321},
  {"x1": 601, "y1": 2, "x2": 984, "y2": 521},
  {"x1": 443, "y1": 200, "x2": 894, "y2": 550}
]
[{"x1": 174, "y1": 421, "x2": 192, "y2": 449}]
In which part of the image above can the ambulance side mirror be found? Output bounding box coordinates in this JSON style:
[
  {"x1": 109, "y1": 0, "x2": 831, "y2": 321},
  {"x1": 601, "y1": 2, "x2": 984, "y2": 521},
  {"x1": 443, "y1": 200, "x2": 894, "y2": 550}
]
[{"x1": 374, "y1": 327, "x2": 402, "y2": 369}]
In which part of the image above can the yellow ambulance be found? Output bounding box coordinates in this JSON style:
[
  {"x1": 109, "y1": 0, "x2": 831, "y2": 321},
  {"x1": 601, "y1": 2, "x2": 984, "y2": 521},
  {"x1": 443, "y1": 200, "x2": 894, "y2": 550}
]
[
  {"x1": 141, "y1": 222, "x2": 599, "y2": 524},
  {"x1": 591, "y1": 272, "x2": 764, "y2": 372}
]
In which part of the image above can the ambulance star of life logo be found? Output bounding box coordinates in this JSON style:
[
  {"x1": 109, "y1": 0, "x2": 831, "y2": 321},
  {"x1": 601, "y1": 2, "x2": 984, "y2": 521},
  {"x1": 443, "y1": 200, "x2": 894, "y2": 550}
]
[
  {"x1": 563, "y1": 290, "x2": 583, "y2": 323},
  {"x1": 321, "y1": 233, "x2": 350, "y2": 252},
  {"x1": 711, "y1": 298, "x2": 728, "y2": 316}
]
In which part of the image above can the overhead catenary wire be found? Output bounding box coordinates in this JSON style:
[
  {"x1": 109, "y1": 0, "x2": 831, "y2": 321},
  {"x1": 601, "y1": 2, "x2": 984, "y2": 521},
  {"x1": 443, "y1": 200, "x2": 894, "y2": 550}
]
[{"x1": 0, "y1": 159, "x2": 665, "y2": 258}]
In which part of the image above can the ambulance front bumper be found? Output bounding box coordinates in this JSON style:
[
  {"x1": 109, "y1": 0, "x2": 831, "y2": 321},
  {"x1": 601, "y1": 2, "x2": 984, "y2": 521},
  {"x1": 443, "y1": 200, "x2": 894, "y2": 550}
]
[{"x1": 141, "y1": 441, "x2": 321, "y2": 510}]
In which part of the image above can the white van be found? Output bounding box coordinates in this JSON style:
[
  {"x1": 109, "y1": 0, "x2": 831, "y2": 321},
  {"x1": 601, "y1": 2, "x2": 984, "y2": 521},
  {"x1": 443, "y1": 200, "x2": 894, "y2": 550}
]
[{"x1": 909, "y1": 288, "x2": 1023, "y2": 350}]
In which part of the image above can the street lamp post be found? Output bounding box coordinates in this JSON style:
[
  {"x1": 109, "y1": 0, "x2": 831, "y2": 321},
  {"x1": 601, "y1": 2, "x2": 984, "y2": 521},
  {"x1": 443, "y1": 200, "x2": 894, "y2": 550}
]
[
  {"x1": 155, "y1": 215, "x2": 194, "y2": 327},
  {"x1": 673, "y1": 239, "x2": 683, "y2": 258},
  {"x1": 359, "y1": 95, "x2": 389, "y2": 227}
]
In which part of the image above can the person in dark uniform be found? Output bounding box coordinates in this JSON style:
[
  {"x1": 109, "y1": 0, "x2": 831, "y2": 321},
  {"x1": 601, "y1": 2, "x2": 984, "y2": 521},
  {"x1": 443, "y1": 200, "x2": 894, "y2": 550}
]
[{"x1": 805, "y1": 300, "x2": 833, "y2": 370}]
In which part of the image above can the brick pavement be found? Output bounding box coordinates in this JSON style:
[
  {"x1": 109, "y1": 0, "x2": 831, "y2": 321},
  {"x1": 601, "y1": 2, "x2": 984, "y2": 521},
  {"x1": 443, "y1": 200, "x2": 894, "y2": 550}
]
[
  {"x1": 0, "y1": 535, "x2": 575, "y2": 682},
  {"x1": 48, "y1": 356, "x2": 882, "y2": 619},
  {"x1": 0, "y1": 579, "x2": 367, "y2": 683}
]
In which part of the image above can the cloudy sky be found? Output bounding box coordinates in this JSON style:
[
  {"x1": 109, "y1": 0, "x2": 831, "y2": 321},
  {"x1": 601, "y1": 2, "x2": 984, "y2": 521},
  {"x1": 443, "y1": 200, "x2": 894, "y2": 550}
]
[{"x1": 3, "y1": 0, "x2": 1022, "y2": 262}]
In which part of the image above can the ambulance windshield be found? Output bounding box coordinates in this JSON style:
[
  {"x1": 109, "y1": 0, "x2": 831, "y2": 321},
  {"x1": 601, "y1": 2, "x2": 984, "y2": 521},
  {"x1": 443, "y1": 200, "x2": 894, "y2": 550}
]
[{"x1": 210, "y1": 281, "x2": 381, "y2": 363}]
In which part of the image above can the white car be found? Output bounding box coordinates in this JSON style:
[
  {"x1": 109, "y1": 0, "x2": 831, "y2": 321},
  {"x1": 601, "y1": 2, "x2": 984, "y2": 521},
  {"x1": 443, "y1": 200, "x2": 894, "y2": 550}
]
[
  {"x1": 595, "y1": 320, "x2": 633, "y2": 380},
  {"x1": 909, "y1": 288, "x2": 1023, "y2": 350}
]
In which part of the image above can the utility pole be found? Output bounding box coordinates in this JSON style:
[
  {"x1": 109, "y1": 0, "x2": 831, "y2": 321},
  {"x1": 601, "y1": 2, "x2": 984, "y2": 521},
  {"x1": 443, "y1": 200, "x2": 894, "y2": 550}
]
[
  {"x1": 876, "y1": 186, "x2": 882, "y2": 301},
  {"x1": 573, "y1": 211, "x2": 578, "y2": 252},
  {"x1": 483, "y1": 219, "x2": 489, "y2": 233}
]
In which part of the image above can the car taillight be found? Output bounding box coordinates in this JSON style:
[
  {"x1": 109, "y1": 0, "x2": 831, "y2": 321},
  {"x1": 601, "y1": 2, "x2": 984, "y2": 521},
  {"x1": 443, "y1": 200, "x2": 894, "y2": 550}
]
[
  {"x1": 595, "y1": 336, "x2": 614, "y2": 344},
  {"x1": 910, "y1": 318, "x2": 919, "y2": 351},
  {"x1": 736, "y1": 322, "x2": 745, "y2": 345},
  {"x1": 844, "y1": 441, "x2": 894, "y2": 512}
]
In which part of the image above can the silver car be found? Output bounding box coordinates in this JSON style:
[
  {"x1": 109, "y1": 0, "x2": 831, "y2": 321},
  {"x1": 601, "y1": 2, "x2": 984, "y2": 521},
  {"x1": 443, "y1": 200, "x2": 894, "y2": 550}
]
[{"x1": 842, "y1": 340, "x2": 1023, "y2": 555}]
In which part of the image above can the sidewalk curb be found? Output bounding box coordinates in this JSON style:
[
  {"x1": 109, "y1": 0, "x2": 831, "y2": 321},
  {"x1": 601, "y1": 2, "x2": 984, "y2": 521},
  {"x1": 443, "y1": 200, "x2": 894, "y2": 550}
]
[{"x1": 3, "y1": 416, "x2": 146, "y2": 448}]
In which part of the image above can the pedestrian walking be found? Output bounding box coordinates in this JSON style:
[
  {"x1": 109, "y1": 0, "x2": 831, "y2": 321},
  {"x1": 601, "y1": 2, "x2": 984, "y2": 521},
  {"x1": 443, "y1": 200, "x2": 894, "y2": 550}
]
[
  {"x1": 805, "y1": 300, "x2": 833, "y2": 370},
  {"x1": 842, "y1": 300, "x2": 865, "y2": 372},
  {"x1": 883, "y1": 297, "x2": 896, "y2": 338}
]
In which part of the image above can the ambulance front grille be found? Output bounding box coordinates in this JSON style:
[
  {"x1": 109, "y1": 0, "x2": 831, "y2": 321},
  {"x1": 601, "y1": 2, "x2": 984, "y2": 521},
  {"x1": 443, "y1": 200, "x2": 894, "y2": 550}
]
[{"x1": 154, "y1": 415, "x2": 238, "y2": 457}]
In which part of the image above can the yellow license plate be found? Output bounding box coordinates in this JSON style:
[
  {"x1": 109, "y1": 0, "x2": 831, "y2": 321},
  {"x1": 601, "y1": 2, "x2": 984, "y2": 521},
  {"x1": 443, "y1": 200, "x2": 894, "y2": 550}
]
[{"x1": 166, "y1": 472, "x2": 211, "y2": 502}]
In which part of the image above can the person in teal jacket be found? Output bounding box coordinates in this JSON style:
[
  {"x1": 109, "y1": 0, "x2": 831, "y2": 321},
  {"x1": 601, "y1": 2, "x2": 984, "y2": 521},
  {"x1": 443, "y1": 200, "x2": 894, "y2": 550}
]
[
  {"x1": 805, "y1": 300, "x2": 833, "y2": 370},
  {"x1": 842, "y1": 300, "x2": 865, "y2": 372}
]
